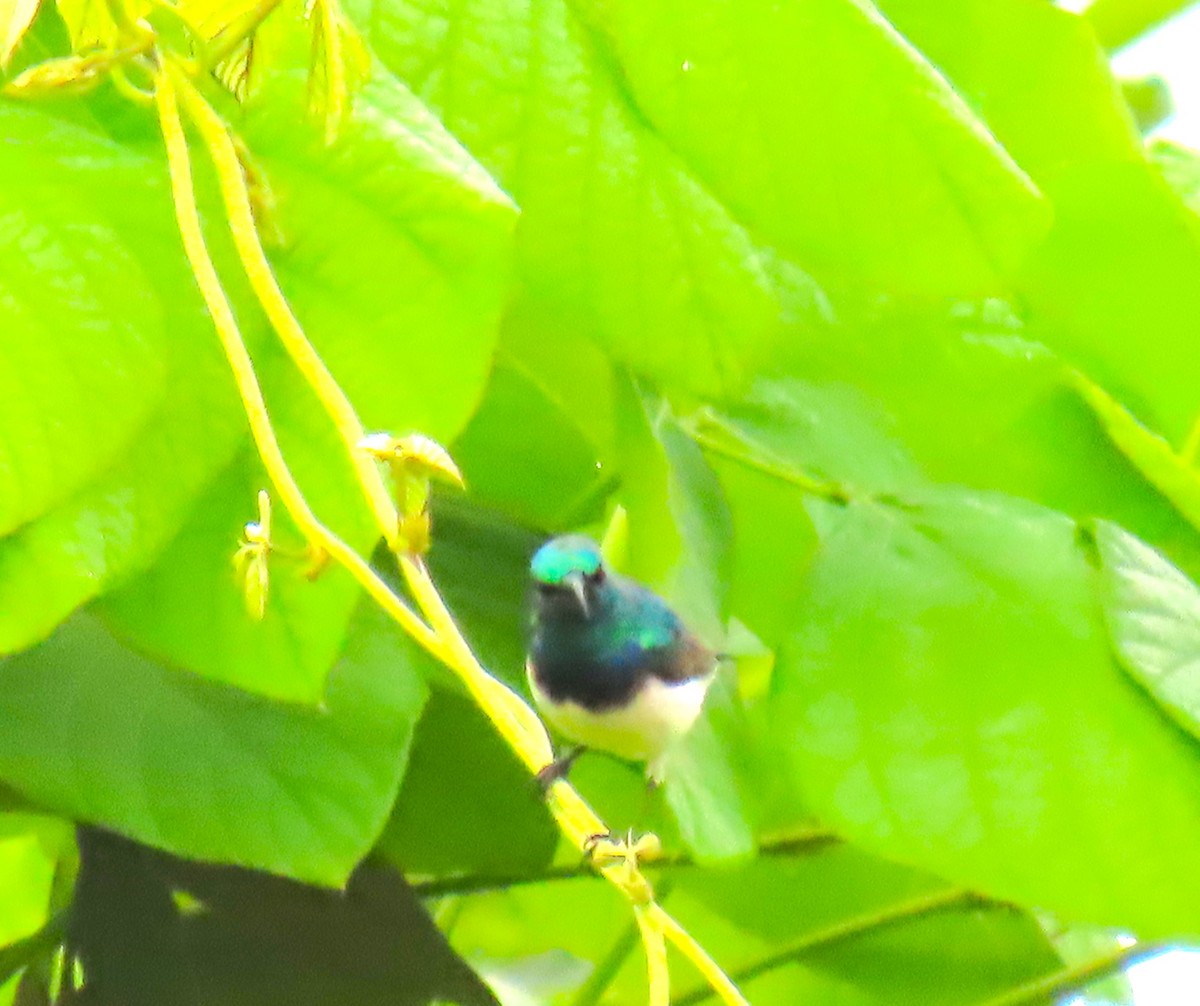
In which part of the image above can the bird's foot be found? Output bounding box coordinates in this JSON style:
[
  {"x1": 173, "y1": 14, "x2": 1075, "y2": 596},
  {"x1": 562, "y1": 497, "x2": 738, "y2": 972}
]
[{"x1": 534, "y1": 746, "x2": 585, "y2": 792}]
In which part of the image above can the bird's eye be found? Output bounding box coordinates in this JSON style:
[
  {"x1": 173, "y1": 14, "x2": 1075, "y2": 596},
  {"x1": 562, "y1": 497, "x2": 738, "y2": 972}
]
[
  {"x1": 536, "y1": 582, "x2": 555, "y2": 595},
  {"x1": 587, "y1": 567, "x2": 605, "y2": 585}
]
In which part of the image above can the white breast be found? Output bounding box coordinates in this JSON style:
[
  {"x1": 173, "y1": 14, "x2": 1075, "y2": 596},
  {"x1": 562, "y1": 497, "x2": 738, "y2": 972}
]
[{"x1": 528, "y1": 662, "x2": 712, "y2": 778}]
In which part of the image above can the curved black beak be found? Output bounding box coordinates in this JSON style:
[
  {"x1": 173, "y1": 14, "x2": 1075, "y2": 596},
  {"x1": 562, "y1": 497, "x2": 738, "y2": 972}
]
[{"x1": 562, "y1": 570, "x2": 590, "y2": 618}]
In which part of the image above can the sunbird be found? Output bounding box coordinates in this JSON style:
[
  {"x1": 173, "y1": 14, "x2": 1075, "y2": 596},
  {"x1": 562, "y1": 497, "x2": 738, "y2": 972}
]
[{"x1": 527, "y1": 534, "x2": 716, "y2": 784}]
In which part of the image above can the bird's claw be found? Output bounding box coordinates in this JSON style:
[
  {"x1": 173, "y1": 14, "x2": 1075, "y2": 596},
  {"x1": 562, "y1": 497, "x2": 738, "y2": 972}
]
[
  {"x1": 533, "y1": 746, "x2": 585, "y2": 793},
  {"x1": 584, "y1": 829, "x2": 662, "y2": 905},
  {"x1": 584, "y1": 829, "x2": 662, "y2": 867}
]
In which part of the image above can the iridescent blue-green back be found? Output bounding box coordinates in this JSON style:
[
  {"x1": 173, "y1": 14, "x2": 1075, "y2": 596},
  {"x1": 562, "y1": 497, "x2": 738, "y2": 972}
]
[{"x1": 530, "y1": 572, "x2": 707, "y2": 711}]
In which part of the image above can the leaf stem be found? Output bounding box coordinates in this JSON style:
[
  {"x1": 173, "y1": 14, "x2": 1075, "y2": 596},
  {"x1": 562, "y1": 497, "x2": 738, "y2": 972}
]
[
  {"x1": 171, "y1": 71, "x2": 401, "y2": 546},
  {"x1": 685, "y1": 415, "x2": 847, "y2": 503},
  {"x1": 154, "y1": 66, "x2": 439, "y2": 659},
  {"x1": 973, "y1": 940, "x2": 1168, "y2": 1006}
]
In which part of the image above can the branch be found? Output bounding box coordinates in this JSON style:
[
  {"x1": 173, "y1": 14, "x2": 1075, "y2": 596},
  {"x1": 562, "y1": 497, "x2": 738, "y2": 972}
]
[{"x1": 411, "y1": 827, "x2": 841, "y2": 898}]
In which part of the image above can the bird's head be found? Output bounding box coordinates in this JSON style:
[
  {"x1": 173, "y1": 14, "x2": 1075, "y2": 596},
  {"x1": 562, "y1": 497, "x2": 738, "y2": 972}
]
[{"x1": 530, "y1": 535, "x2": 607, "y2": 621}]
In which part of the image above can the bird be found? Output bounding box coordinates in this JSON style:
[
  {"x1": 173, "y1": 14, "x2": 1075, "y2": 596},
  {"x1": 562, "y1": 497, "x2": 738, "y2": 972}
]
[{"x1": 526, "y1": 534, "x2": 716, "y2": 785}]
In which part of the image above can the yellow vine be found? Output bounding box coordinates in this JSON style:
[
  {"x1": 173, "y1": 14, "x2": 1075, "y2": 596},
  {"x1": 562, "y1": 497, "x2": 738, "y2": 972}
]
[{"x1": 147, "y1": 28, "x2": 749, "y2": 1006}]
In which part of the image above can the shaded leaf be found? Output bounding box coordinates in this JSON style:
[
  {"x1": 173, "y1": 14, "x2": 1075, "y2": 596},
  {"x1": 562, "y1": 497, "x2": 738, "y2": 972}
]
[
  {"x1": 377, "y1": 690, "x2": 558, "y2": 880},
  {"x1": 450, "y1": 364, "x2": 607, "y2": 531},
  {"x1": 66, "y1": 827, "x2": 497, "y2": 1005},
  {"x1": 615, "y1": 382, "x2": 732, "y2": 640}
]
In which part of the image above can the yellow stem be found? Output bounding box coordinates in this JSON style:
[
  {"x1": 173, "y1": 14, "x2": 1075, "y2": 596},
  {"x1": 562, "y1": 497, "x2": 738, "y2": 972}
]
[
  {"x1": 397, "y1": 553, "x2": 633, "y2": 851},
  {"x1": 154, "y1": 67, "x2": 438, "y2": 660},
  {"x1": 634, "y1": 906, "x2": 670, "y2": 1006},
  {"x1": 158, "y1": 61, "x2": 747, "y2": 1006},
  {"x1": 170, "y1": 70, "x2": 401, "y2": 545},
  {"x1": 650, "y1": 904, "x2": 751, "y2": 1006},
  {"x1": 313, "y1": 0, "x2": 346, "y2": 143}
]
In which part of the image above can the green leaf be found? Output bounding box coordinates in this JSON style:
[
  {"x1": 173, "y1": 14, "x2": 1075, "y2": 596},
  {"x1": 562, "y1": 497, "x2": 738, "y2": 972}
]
[
  {"x1": 377, "y1": 690, "x2": 558, "y2": 880},
  {"x1": 444, "y1": 845, "x2": 1061, "y2": 1006},
  {"x1": 0, "y1": 104, "x2": 176, "y2": 541},
  {"x1": 704, "y1": 450, "x2": 816, "y2": 650},
  {"x1": 0, "y1": 103, "x2": 251, "y2": 658},
  {"x1": 659, "y1": 676, "x2": 754, "y2": 864},
  {"x1": 1094, "y1": 520, "x2": 1200, "y2": 742},
  {"x1": 97, "y1": 450, "x2": 366, "y2": 705},
  {"x1": 0, "y1": 811, "x2": 69, "y2": 1001},
  {"x1": 670, "y1": 850, "x2": 1062, "y2": 1006},
  {"x1": 870, "y1": 1, "x2": 1200, "y2": 451},
  {"x1": 244, "y1": 68, "x2": 517, "y2": 442},
  {"x1": 355, "y1": 0, "x2": 822, "y2": 398},
  {"x1": 574, "y1": 0, "x2": 1049, "y2": 298},
  {"x1": 614, "y1": 383, "x2": 732, "y2": 639},
  {"x1": 0, "y1": 814, "x2": 68, "y2": 948},
  {"x1": 450, "y1": 363, "x2": 608, "y2": 531},
  {"x1": 768, "y1": 313, "x2": 1200, "y2": 579},
  {"x1": 1019, "y1": 162, "x2": 1200, "y2": 446},
  {"x1": 1084, "y1": 0, "x2": 1195, "y2": 51},
  {"x1": 876, "y1": 0, "x2": 1140, "y2": 183},
  {"x1": 0, "y1": 303, "x2": 244, "y2": 659},
  {"x1": 774, "y1": 489, "x2": 1200, "y2": 937},
  {"x1": 0, "y1": 609, "x2": 427, "y2": 885}
]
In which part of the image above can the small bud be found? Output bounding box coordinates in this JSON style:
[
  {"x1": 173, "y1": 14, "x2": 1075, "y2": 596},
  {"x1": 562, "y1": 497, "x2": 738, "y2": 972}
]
[
  {"x1": 233, "y1": 490, "x2": 272, "y2": 620},
  {"x1": 359, "y1": 433, "x2": 464, "y2": 554},
  {"x1": 5, "y1": 53, "x2": 113, "y2": 97},
  {"x1": 358, "y1": 432, "x2": 464, "y2": 488}
]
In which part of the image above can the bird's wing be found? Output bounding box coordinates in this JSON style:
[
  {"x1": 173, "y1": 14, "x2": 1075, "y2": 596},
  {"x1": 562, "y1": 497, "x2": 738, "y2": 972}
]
[{"x1": 653, "y1": 630, "x2": 717, "y2": 683}]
